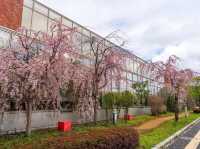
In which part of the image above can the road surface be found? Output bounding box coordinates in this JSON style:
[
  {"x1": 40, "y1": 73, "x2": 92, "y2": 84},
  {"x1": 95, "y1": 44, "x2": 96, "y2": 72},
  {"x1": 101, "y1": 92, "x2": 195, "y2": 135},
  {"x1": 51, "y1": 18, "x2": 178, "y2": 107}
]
[{"x1": 167, "y1": 119, "x2": 200, "y2": 149}]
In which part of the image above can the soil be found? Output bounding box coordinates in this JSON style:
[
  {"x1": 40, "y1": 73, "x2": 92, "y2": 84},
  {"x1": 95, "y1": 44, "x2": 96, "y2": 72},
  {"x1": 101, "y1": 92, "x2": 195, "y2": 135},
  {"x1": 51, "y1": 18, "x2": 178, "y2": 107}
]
[{"x1": 135, "y1": 113, "x2": 185, "y2": 133}]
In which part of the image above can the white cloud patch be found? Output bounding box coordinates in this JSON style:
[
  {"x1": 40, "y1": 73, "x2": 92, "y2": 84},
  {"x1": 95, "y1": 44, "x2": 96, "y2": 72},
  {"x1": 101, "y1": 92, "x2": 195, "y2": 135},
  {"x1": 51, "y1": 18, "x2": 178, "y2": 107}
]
[
  {"x1": 153, "y1": 39, "x2": 200, "y2": 72},
  {"x1": 38, "y1": 0, "x2": 200, "y2": 72}
]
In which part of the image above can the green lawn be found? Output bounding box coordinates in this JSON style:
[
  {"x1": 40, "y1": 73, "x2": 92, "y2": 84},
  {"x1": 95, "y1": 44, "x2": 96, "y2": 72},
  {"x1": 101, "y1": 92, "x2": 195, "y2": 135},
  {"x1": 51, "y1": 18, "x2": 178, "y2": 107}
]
[
  {"x1": 140, "y1": 113, "x2": 200, "y2": 149},
  {"x1": 0, "y1": 114, "x2": 154, "y2": 149},
  {"x1": 73, "y1": 114, "x2": 154, "y2": 131}
]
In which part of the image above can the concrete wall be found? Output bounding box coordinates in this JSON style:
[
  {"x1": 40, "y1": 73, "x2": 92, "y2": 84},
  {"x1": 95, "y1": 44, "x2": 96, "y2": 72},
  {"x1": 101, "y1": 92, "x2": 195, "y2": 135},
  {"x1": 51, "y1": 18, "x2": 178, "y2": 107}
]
[
  {"x1": 119, "y1": 106, "x2": 151, "y2": 117},
  {"x1": 0, "y1": 107, "x2": 151, "y2": 135}
]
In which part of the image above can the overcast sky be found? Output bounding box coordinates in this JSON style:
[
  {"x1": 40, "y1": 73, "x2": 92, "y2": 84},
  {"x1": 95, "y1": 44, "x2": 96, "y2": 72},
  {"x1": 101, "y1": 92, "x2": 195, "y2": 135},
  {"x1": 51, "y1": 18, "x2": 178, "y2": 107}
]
[{"x1": 38, "y1": 0, "x2": 200, "y2": 72}]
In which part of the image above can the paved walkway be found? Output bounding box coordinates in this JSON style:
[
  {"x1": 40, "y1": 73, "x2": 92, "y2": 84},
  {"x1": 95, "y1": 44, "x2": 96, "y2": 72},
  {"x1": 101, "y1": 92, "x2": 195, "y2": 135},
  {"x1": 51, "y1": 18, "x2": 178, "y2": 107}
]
[{"x1": 167, "y1": 118, "x2": 200, "y2": 149}]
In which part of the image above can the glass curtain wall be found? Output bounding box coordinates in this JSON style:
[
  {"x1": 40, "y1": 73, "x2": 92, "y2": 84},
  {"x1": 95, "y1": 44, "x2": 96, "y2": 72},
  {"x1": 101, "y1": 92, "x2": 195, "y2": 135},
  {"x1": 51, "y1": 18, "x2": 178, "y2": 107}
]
[{"x1": 15, "y1": 0, "x2": 164, "y2": 94}]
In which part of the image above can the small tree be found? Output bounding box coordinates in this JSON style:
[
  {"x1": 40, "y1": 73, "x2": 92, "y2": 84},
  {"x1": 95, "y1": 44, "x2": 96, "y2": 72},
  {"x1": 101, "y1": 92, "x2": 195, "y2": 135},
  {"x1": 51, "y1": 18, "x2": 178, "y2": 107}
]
[
  {"x1": 120, "y1": 91, "x2": 135, "y2": 122},
  {"x1": 158, "y1": 87, "x2": 175, "y2": 112},
  {"x1": 101, "y1": 92, "x2": 115, "y2": 122},
  {"x1": 188, "y1": 77, "x2": 200, "y2": 106},
  {"x1": 150, "y1": 55, "x2": 193, "y2": 121},
  {"x1": 148, "y1": 95, "x2": 165, "y2": 115},
  {"x1": 0, "y1": 29, "x2": 44, "y2": 136},
  {"x1": 114, "y1": 92, "x2": 123, "y2": 119},
  {"x1": 83, "y1": 32, "x2": 126, "y2": 123},
  {"x1": 132, "y1": 81, "x2": 149, "y2": 106},
  {"x1": 64, "y1": 62, "x2": 94, "y2": 122},
  {"x1": 0, "y1": 23, "x2": 76, "y2": 135}
]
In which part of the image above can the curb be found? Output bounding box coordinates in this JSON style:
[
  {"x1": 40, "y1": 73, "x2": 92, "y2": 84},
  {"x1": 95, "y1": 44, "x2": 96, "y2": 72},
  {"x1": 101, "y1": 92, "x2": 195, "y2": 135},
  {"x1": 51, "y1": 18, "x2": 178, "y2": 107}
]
[{"x1": 152, "y1": 117, "x2": 200, "y2": 149}]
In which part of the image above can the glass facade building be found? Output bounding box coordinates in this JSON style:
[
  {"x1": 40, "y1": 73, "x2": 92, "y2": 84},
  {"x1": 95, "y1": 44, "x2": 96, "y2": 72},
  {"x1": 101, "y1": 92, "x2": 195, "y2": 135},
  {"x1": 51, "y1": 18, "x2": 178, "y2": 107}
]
[{"x1": 0, "y1": 0, "x2": 164, "y2": 95}]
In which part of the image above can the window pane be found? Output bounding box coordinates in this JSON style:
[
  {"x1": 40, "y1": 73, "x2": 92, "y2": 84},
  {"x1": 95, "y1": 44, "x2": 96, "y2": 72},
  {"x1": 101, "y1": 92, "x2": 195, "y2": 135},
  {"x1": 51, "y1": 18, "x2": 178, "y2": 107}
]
[
  {"x1": 62, "y1": 18, "x2": 72, "y2": 28},
  {"x1": 133, "y1": 74, "x2": 137, "y2": 81},
  {"x1": 134, "y1": 61, "x2": 139, "y2": 73},
  {"x1": 138, "y1": 76, "x2": 143, "y2": 82},
  {"x1": 0, "y1": 30, "x2": 10, "y2": 48},
  {"x1": 49, "y1": 11, "x2": 61, "y2": 21},
  {"x1": 81, "y1": 58, "x2": 91, "y2": 67},
  {"x1": 21, "y1": 7, "x2": 32, "y2": 29},
  {"x1": 82, "y1": 28, "x2": 90, "y2": 37},
  {"x1": 73, "y1": 23, "x2": 82, "y2": 33},
  {"x1": 112, "y1": 79, "x2": 120, "y2": 92},
  {"x1": 91, "y1": 33, "x2": 101, "y2": 43},
  {"x1": 127, "y1": 72, "x2": 132, "y2": 81},
  {"x1": 105, "y1": 82, "x2": 112, "y2": 91},
  {"x1": 149, "y1": 86, "x2": 153, "y2": 94},
  {"x1": 127, "y1": 80, "x2": 133, "y2": 91},
  {"x1": 126, "y1": 58, "x2": 133, "y2": 72},
  {"x1": 82, "y1": 36, "x2": 91, "y2": 55},
  {"x1": 120, "y1": 80, "x2": 127, "y2": 91},
  {"x1": 24, "y1": 0, "x2": 33, "y2": 8},
  {"x1": 105, "y1": 40, "x2": 112, "y2": 48},
  {"x1": 34, "y1": 3, "x2": 48, "y2": 16},
  {"x1": 121, "y1": 71, "x2": 127, "y2": 79},
  {"x1": 32, "y1": 12, "x2": 47, "y2": 32},
  {"x1": 48, "y1": 19, "x2": 56, "y2": 33},
  {"x1": 10, "y1": 34, "x2": 20, "y2": 49},
  {"x1": 72, "y1": 32, "x2": 82, "y2": 51}
]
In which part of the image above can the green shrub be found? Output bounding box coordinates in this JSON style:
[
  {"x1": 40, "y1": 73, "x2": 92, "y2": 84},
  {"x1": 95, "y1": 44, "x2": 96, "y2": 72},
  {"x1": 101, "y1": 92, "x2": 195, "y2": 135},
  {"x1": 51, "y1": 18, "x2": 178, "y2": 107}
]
[
  {"x1": 114, "y1": 92, "x2": 123, "y2": 118},
  {"x1": 120, "y1": 91, "x2": 136, "y2": 121},
  {"x1": 132, "y1": 81, "x2": 149, "y2": 106},
  {"x1": 166, "y1": 95, "x2": 175, "y2": 112},
  {"x1": 193, "y1": 106, "x2": 200, "y2": 113},
  {"x1": 148, "y1": 95, "x2": 164, "y2": 115},
  {"x1": 158, "y1": 87, "x2": 175, "y2": 112},
  {"x1": 102, "y1": 92, "x2": 115, "y2": 109},
  {"x1": 159, "y1": 105, "x2": 167, "y2": 114},
  {"x1": 101, "y1": 91, "x2": 136, "y2": 122},
  {"x1": 101, "y1": 92, "x2": 116, "y2": 121},
  {"x1": 188, "y1": 77, "x2": 200, "y2": 106}
]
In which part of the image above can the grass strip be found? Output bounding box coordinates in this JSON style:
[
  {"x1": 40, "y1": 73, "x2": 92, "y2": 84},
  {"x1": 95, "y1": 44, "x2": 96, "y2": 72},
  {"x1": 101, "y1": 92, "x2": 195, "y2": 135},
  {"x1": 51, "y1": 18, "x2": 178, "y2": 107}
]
[{"x1": 140, "y1": 113, "x2": 200, "y2": 149}]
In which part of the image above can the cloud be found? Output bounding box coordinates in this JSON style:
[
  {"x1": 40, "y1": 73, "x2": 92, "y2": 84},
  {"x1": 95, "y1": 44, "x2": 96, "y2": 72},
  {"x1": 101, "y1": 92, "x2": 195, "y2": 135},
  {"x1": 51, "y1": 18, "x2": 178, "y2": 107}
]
[
  {"x1": 153, "y1": 39, "x2": 200, "y2": 72},
  {"x1": 38, "y1": 0, "x2": 200, "y2": 72}
]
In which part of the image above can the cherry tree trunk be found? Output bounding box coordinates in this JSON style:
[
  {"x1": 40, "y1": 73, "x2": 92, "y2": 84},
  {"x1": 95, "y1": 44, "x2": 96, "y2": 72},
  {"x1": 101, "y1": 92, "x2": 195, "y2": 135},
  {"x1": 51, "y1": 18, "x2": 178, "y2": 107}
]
[
  {"x1": 93, "y1": 96, "x2": 97, "y2": 124},
  {"x1": 174, "y1": 93, "x2": 179, "y2": 122},
  {"x1": 26, "y1": 101, "x2": 32, "y2": 136},
  {"x1": 92, "y1": 80, "x2": 99, "y2": 124}
]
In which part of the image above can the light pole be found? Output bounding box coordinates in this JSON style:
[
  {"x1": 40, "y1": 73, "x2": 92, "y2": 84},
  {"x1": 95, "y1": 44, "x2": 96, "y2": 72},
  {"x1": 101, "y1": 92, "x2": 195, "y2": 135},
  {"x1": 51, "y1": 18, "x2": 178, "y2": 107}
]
[{"x1": 112, "y1": 109, "x2": 117, "y2": 125}]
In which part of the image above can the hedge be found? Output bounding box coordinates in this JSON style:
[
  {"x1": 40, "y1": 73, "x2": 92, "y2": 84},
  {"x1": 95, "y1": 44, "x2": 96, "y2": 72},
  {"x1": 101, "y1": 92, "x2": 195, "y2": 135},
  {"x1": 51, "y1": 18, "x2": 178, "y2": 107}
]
[{"x1": 33, "y1": 127, "x2": 139, "y2": 149}]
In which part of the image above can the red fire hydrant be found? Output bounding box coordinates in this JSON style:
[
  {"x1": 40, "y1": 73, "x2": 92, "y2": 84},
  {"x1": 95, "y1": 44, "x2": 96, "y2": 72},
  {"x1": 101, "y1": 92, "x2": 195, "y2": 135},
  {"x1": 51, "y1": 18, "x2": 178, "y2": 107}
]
[{"x1": 58, "y1": 120, "x2": 72, "y2": 132}]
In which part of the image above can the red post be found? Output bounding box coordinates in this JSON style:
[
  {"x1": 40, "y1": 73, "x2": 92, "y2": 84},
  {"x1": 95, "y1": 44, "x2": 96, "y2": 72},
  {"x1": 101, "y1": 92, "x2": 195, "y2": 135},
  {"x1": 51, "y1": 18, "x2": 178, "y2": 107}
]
[
  {"x1": 124, "y1": 114, "x2": 134, "y2": 120},
  {"x1": 58, "y1": 120, "x2": 72, "y2": 132}
]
